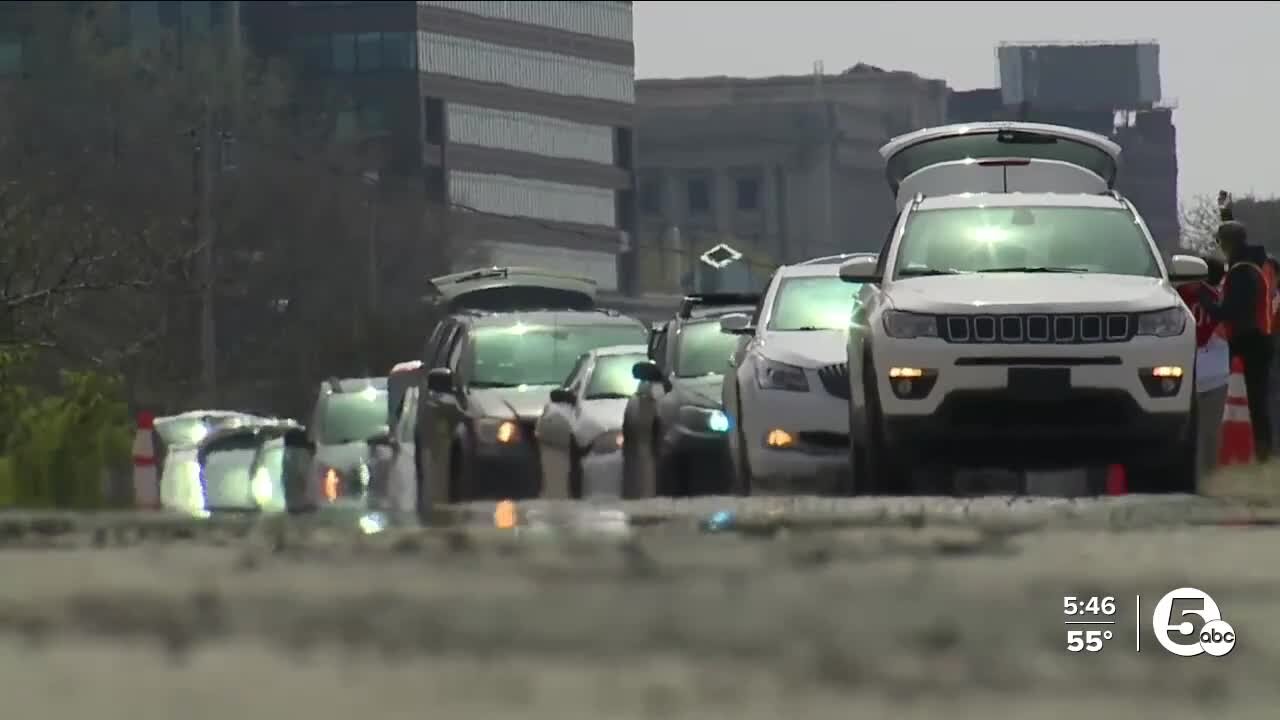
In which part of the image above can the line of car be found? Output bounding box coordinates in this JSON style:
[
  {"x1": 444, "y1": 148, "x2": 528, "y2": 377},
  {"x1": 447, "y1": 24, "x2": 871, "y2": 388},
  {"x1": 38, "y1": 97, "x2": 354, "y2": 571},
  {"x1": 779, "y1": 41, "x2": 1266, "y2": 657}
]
[{"x1": 154, "y1": 120, "x2": 1210, "y2": 516}]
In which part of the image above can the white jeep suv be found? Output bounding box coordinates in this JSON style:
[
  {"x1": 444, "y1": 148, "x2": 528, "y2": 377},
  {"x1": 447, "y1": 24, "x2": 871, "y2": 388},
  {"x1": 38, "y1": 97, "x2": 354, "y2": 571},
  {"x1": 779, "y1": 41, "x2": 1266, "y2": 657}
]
[{"x1": 841, "y1": 122, "x2": 1208, "y2": 495}]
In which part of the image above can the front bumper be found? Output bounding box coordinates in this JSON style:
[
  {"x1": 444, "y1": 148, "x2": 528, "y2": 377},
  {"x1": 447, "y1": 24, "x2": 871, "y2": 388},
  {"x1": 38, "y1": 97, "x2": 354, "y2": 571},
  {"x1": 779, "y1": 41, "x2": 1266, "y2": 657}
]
[
  {"x1": 658, "y1": 424, "x2": 733, "y2": 495},
  {"x1": 867, "y1": 332, "x2": 1195, "y2": 468},
  {"x1": 581, "y1": 449, "x2": 623, "y2": 498},
  {"x1": 468, "y1": 435, "x2": 542, "y2": 500},
  {"x1": 738, "y1": 371, "x2": 851, "y2": 492}
]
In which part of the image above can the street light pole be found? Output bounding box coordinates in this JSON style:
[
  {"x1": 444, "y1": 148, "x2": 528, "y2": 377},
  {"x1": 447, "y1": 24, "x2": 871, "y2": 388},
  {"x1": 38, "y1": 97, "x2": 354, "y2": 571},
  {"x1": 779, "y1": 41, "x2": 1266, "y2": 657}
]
[{"x1": 198, "y1": 97, "x2": 218, "y2": 404}]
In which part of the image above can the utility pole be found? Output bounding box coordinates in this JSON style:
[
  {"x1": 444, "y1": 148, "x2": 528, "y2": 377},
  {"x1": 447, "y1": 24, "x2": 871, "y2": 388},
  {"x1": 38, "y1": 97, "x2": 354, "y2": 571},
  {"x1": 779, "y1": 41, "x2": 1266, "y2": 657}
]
[{"x1": 198, "y1": 96, "x2": 218, "y2": 404}]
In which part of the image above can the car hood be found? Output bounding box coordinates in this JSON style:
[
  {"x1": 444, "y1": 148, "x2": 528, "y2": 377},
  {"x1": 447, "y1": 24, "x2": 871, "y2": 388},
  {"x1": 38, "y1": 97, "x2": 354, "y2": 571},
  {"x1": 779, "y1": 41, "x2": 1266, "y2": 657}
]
[
  {"x1": 314, "y1": 442, "x2": 371, "y2": 473},
  {"x1": 471, "y1": 386, "x2": 557, "y2": 421},
  {"x1": 577, "y1": 398, "x2": 629, "y2": 435},
  {"x1": 757, "y1": 330, "x2": 848, "y2": 368},
  {"x1": 672, "y1": 375, "x2": 725, "y2": 408},
  {"x1": 888, "y1": 274, "x2": 1177, "y2": 314}
]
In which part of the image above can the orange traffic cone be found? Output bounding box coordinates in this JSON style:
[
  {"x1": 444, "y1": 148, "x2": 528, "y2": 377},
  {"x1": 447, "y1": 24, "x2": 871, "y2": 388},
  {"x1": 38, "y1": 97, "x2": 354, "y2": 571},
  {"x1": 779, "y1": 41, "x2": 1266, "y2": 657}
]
[
  {"x1": 1105, "y1": 464, "x2": 1128, "y2": 495},
  {"x1": 131, "y1": 411, "x2": 159, "y2": 509},
  {"x1": 1219, "y1": 357, "x2": 1255, "y2": 466}
]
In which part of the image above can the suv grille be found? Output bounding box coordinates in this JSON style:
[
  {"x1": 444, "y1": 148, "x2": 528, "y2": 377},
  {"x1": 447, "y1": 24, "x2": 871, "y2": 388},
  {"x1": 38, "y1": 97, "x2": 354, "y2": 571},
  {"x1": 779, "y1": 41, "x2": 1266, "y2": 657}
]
[
  {"x1": 938, "y1": 313, "x2": 1133, "y2": 344},
  {"x1": 817, "y1": 363, "x2": 850, "y2": 399}
]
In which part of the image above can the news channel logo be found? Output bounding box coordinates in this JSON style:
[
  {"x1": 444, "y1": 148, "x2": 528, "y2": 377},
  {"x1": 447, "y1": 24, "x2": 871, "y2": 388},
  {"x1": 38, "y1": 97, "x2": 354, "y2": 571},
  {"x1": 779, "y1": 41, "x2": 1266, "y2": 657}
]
[{"x1": 1151, "y1": 588, "x2": 1236, "y2": 657}]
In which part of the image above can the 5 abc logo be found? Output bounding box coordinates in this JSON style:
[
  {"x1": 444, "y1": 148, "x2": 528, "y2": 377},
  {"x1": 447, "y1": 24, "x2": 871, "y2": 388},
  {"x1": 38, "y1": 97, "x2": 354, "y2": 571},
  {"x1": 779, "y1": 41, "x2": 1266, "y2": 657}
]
[{"x1": 1151, "y1": 588, "x2": 1237, "y2": 657}]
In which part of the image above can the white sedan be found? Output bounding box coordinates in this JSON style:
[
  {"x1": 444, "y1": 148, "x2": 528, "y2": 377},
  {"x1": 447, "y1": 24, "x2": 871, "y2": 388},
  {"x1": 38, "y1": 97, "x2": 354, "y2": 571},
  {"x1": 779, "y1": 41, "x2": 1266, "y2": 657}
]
[{"x1": 535, "y1": 344, "x2": 649, "y2": 498}]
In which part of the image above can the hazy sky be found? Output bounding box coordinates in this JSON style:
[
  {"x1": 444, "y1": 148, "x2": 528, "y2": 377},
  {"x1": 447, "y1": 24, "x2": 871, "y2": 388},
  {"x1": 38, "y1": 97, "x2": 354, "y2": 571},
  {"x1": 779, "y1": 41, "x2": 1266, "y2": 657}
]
[{"x1": 633, "y1": 1, "x2": 1280, "y2": 204}]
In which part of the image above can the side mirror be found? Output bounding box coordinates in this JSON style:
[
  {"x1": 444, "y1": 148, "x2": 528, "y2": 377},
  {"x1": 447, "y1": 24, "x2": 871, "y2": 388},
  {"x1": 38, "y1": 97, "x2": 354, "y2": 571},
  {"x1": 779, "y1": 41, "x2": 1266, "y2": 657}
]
[
  {"x1": 632, "y1": 360, "x2": 664, "y2": 383},
  {"x1": 839, "y1": 255, "x2": 881, "y2": 283},
  {"x1": 549, "y1": 388, "x2": 577, "y2": 405},
  {"x1": 1169, "y1": 254, "x2": 1209, "y2": 283},
  {"x1": 426, "y1": 367, "x2": 455, "y2": 394},
  {"x1": 719, "y1": 313, "x2": 754, "y2": 335}
]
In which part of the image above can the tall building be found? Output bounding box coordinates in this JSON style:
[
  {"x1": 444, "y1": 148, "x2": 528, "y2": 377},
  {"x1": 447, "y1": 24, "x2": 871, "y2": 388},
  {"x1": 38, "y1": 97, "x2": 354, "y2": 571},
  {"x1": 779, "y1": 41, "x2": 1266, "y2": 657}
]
[
  {"x1": 949, "y1": 42, "x2": 1179, "y2": 256},
  {"x1": 246, "y1": 0, "x2": 637, "y2": 293},
  {"x1": 633, "y1": 65, "x2": 947, "y2": 294}
]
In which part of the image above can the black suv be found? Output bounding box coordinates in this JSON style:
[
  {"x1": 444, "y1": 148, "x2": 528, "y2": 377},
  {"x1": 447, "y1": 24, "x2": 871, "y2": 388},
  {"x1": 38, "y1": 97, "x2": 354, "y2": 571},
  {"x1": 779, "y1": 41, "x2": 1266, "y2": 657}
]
[
  {"x1": 414, "y1": 267, "x2": 648, "y2": 508},
  {"x1": 621, "y1": 293, "x2": 758, "y2": 497}
]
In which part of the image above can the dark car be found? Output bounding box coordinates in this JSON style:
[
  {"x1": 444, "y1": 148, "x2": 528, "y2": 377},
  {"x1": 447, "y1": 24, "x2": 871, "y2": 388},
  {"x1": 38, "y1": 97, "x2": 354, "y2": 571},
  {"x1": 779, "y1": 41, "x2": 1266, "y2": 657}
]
[
  {"x1": 411, "y1": 266, "x2": 616, "y2": 512},
  {"x1": 620, "y1": 293, "x2": 759, "y2": 497},
  {"x1": 418, "y1": 308, "x2": 648, "y2": 504},
  {"x1": 304, "y1": 376, "x2": 389, "y2": 508}
]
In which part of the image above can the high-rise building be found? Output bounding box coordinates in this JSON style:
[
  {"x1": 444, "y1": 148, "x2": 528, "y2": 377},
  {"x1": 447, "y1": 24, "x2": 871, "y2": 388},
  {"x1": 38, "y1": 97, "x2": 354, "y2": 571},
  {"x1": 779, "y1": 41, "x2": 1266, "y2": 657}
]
[
  {"x1": 246, "y1": 1, "x2": 637, "y2": 292},
  {"x1": 949, "y1": 41, "x2": 1179, "y2": 256}
]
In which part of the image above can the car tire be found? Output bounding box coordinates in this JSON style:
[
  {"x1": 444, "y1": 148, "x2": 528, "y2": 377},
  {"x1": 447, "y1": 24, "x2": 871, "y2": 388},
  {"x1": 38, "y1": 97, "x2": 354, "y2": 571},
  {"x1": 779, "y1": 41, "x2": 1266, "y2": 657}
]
[
  {"x1": 860, "y1": 360, "x2": 912, "y2": 495},
  {"x1": 414, "y1": 445, "x2": 430, "y2": 521},
  {"x1": 842, "y1": 400, "x2": 865, "y2": 496},
  {"x1": 652, "y1": 424, "x2": 678, "y2": 496},
  {"x1": 568, "y1": 442, "x2": 585, "y2": 499},
  {"x1": 730, "y1": 423, "x2": 753, "y2": 496},
  {"x1": 1127, "y1": 399, "x2": 1199, "y2": 495},
  {"x1": 448, "y1": 444, "x2": 468, "y2": 503}
]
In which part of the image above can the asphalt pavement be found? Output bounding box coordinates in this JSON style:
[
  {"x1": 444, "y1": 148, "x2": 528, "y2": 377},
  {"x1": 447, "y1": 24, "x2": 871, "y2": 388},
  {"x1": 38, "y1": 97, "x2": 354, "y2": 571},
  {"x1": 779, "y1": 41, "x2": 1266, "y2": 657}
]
[{"x1": 2, "y1": 467, "x2": 1280, "y2": 718}]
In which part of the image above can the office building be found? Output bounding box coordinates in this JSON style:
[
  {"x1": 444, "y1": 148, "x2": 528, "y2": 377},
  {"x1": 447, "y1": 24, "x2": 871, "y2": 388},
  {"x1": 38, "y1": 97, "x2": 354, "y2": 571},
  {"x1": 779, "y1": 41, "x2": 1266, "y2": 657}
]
[{"x1": 633, "y1": 65, "x2": 947, "y2": 294}]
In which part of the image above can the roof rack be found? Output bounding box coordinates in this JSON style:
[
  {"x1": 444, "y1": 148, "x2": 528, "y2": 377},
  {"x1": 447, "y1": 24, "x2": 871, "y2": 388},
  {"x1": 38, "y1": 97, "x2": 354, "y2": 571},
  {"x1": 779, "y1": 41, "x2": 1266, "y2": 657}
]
[{"x1": 677, "y1": 292, "x2": 760, "y2": 319}]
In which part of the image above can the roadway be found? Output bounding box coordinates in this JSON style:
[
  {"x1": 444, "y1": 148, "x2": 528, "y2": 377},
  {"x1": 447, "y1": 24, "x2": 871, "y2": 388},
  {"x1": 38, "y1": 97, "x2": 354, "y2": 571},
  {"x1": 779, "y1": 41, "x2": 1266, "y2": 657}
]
[{"x1": 2, "y1": 466, "x2": 1280, "y2": 718}]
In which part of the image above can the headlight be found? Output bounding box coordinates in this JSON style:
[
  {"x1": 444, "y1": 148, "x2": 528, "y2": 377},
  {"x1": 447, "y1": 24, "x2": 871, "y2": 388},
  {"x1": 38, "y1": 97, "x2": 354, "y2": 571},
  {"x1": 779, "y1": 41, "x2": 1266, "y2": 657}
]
[
  {"x1": 588, "y1": 431, "x2": 625, "y2": 454},
  {"x1": 677, "y1": 406, "x2": 732, "y2": 433},
  {"x1": 754, "y1": 359, "x2": 809, "y2": 392},
  {"x1": 1136, "y1": 307, "x2": 1188, "y2": 338},
  {"x1": 882, "y1": 310, "x2": 938, "y2": 339},
  {"x1": 476, "y1": 417, "x2": 521, "y2": 444}
]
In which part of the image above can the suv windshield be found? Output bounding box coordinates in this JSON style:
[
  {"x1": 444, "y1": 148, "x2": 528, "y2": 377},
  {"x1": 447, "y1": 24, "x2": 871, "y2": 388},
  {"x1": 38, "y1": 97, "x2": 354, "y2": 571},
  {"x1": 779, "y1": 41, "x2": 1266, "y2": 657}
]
[
  {"x1": 894, "y1": 206, "x2": 1159, "y2": 279},
  {"x1": 319, "y1": 390, "x2": 389, "y2": 445},
  {"x1": 768, "y1": 277, "x2": 859, "y2": 331},
  {"x1": 676, "y1": 319, "x2": 742, "y2": 377},
  {"x1": 586, "y1": 353, "x2": 646, "y2": 399},
  {"x1": 470, "y1": 323, "x2": 648, "y2": 388}
]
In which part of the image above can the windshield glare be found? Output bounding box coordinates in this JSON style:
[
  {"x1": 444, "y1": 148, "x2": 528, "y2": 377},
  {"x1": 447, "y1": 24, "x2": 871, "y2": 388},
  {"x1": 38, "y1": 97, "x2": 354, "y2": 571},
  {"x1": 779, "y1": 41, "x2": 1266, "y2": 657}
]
[
  {"x1": 586, "y1": 354, "x2": 646, "y2": 399},
  {"x1": 895, "y1": 206, "x2": 1159, "y2": 278},
  {"x1": 319, "y1": 392, "x2": 389, "y2": 445},
  {"x1": 676, "y1": 319, "x2": 742, "y2": 377},
  {"x1": 470, "y1": 323, "x2": 648, "y2": 388},
  {"x1": 768, "y1": 277, "x2": 859, "y2": 331}
]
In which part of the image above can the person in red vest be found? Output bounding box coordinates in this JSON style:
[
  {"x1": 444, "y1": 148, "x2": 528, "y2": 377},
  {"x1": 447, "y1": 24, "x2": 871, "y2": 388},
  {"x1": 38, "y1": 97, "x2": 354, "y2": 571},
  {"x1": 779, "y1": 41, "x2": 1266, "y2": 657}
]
[
  {"x1": 1198, "y1": 191, "x2": 1276, "y2": 461},
  {"x1": 1178, "y1": 255, "x2": 1229, "y2": 478}
]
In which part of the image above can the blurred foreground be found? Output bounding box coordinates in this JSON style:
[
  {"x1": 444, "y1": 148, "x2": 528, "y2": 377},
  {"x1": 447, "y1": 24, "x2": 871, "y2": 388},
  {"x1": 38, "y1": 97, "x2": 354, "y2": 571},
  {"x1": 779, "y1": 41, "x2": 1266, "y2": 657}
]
[{"x1": 2, "y1": 490, "x2": 1280, "y2": 717}]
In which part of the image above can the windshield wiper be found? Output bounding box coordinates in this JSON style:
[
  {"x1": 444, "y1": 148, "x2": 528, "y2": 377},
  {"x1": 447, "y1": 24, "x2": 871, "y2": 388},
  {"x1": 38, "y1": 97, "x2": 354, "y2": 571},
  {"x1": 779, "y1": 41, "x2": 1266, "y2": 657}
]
[
  {"x1": 789, "y1": 326, "x2": 830, "y2": 331},
  {"x1": 470, "y1": 381, "x2": 518, "y2": 388},
  {"x1": 586, "y1": 393, "x2": 631, "y2": 400},
  {"x1": 977, "y1": 266, "x2": 1087, "y2": 274},
  {"x1": 899, "y1": 267, "x2": 966, "y2": 277}
]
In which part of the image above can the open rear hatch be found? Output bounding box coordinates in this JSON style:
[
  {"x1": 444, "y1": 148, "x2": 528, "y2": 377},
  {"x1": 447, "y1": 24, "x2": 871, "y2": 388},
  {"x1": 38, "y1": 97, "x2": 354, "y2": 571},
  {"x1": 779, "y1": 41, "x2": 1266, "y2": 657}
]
[
  {"x1": 428, "y1": 266, "x2": 598, "y2": 313},
  {"x1": 880, "y1": 122, "x2": 1122, "y2": 209}
]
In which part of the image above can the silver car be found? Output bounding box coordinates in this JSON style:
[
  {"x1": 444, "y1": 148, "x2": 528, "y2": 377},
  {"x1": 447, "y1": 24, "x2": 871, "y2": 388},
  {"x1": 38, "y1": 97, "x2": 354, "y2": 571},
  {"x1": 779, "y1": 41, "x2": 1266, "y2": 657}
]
[
  {"x1": 720, "y1": 258, "x2": 868, "y2": 494},
  {"x1": 535, "y1": 344, "x2": 649, "y2": 498}
]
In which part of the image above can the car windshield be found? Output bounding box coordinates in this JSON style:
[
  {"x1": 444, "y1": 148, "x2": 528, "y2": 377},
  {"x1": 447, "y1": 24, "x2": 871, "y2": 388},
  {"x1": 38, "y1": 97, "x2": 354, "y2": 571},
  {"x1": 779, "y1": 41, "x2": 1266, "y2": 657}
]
[
  {"x1": 894, "y1": 206, "x2": 1160, "y2": 279},
  {"x1": 585, "y1": 353, "x2": 646, "y2": 399},
  {"x1": 470, "y1": 323, "x2": 648, "y2": 388},
  {"x1": 676, "y1": 319, "x2": 742, "y2": 377},
  {"x1": 319, "y1": 390, "x2": 389, "y2": 445},
  {"x1": 768, "y1": 277, "x2": 859, "y2": 331}
]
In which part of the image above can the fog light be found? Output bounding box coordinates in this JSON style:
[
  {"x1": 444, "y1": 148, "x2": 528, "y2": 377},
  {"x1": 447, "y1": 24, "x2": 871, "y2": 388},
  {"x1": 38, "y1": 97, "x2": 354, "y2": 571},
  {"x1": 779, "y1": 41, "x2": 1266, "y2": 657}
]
[
  {"x1": 708, "y1": 410, "x2": 730, "y2": 433},
  {"x1": 1139, "y1": 366, "x2": 1184, "y2": 398},
  {"x1": 765, "y1": 428, "x2": 795, "y2": 448},
  {"x1": 889, "y1": 367, "x2": 925, "y2": 378}
]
